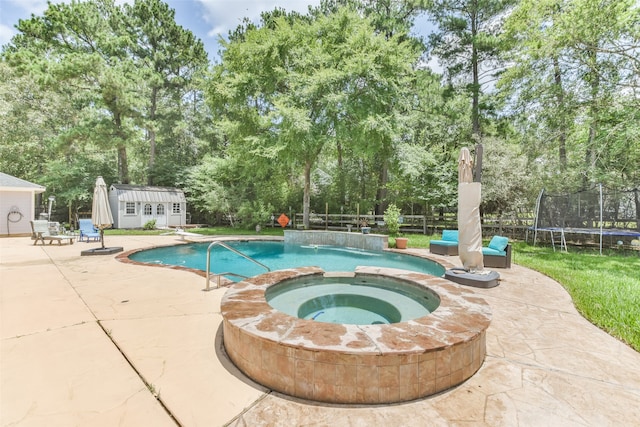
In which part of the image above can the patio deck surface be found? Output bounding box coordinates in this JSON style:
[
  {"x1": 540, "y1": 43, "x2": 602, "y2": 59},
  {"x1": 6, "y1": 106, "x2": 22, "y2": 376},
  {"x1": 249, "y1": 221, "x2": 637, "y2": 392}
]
[{"x1": 1, "y1": 235, "x2": 639, "y2": 426}]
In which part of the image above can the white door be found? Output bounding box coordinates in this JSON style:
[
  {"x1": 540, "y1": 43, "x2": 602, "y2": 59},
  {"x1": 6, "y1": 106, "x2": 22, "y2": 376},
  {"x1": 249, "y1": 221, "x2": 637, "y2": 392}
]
[
  {"x1": 141, "y1": 203, "x2": 154, "y2": 228},
  {"x1": 154, "y1": 203, "x2": 167, "y2": 228}
]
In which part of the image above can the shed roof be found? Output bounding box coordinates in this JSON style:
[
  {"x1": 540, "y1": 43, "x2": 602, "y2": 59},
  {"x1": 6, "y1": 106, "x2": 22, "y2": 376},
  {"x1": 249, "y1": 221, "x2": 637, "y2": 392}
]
[
  {"x1": 0, "y1": 172, "x2": 46, "y2": 192},
  {"x1": 110, "y1": 184, "x2": 186, "y2": 204}
]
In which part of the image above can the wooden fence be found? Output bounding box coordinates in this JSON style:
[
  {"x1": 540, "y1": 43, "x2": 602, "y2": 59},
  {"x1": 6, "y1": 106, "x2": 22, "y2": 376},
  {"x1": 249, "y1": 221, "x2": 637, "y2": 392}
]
[{"x1": 288, "y1": 212, "x2": 535, "y2": 241}]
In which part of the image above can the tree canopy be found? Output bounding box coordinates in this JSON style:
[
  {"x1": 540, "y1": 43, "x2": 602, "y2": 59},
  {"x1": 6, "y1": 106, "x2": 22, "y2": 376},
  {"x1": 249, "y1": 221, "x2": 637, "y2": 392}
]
[{"x1": 1, "y1": 0, "x2": 638, "y2": 227}]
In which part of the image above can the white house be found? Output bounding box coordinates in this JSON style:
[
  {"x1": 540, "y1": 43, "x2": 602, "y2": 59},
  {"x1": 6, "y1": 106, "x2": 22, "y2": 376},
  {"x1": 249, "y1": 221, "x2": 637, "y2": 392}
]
[
  {"x1": 0, "y1": 172, "x2": 46, "y2": 236},
  {"x1": 109, "y1": 184, "x2": 187, "y2": 229}
]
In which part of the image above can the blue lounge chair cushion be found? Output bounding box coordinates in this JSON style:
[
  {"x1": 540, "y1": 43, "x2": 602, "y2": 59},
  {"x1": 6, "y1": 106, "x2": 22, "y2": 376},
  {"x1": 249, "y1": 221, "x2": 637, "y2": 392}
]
[
  {"x1": 488, "y1": 235, "x2": 509, "y2": 252},
  {"x1": 482, "y1": 247, "x2": 506, "y2": 257},
  {"x1": 442, "y1": 230, "x2": 458, "y2": 242},
  {"x1": 430, "y1": 240, "x2": 458, "y2": 246}
]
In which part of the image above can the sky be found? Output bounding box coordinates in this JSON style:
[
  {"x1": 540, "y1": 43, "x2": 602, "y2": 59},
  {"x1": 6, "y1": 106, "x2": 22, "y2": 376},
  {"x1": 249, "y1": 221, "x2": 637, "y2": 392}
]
[
  {"x1": 0, "y1": 0, "x2": 326, "y2": 60},
  {"x1": 0, "y1": 0, "x2": 435, "y2": 63}
]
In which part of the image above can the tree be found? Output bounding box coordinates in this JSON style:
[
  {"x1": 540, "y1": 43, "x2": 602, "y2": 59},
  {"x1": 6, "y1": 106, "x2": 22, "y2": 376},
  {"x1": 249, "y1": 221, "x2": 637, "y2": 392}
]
[
  {"x1": 315, "y1": 0, "x2": 429, "y2": 215},
  {"x1": 427, "y1": 0, "x2": 515, "y2": 142},
  {"x1": 122, "y1": 0, "x2": 209, "y2": 185},
  {"x1": 499, "y1": 0, "x2": 640, "y2": 190},
  {"x1": 4, "y1": 0, "x2": 144, "y2": 184},
  {"x1": 209, "y1": 7, "x2": 419, "y2": 228}
]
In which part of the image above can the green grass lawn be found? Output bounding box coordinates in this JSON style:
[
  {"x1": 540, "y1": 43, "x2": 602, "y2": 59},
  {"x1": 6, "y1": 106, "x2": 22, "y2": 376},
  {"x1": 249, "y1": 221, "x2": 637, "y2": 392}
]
[{"x1": 105, "y1": 227, "x2": 640, "y2": 352}]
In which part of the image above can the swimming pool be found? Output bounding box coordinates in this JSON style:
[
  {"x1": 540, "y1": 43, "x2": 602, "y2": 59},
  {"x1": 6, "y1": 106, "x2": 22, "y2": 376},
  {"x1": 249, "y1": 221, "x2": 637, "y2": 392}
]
[{"x1": 128, "y1": 240, "x2": 445, "y2": 279}]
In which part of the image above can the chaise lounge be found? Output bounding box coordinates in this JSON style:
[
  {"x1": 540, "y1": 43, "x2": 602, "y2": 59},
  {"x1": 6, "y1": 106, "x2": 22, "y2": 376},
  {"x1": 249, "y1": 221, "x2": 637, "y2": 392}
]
[
  {"x1": 78, "y1": 219, "x2": 101, "y2": 242},
  {"x1": 429, "y1": 230, "x2": 459, "y2": 256},
  {"x1": 30, "y1": 220, "x2": 76, "y2": 245},
  {"x1": 482, "y1": 235, "x2": 512, "y2": 268}
]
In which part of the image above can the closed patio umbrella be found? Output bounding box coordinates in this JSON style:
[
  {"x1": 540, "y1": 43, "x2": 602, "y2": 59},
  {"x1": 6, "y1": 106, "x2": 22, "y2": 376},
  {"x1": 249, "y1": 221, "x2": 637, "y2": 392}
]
[
  {"x1": 457, "y1": 147, "x2": 484, "y2": 272},
  {"x1": 91, "y1": 176, "x2": 113, "y2": 249}
]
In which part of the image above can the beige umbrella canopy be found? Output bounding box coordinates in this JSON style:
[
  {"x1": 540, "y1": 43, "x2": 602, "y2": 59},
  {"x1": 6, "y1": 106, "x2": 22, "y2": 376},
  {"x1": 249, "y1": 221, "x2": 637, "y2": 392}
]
[
  {"x1": 91, "y1": 176, "x2": 113, "y2": 249},
  {"x1": 457, "y1": 148, "x2": 484, "y2": 272},
  {"x1": 458, "y1": 147, "x2": 474, "y2": 183}
]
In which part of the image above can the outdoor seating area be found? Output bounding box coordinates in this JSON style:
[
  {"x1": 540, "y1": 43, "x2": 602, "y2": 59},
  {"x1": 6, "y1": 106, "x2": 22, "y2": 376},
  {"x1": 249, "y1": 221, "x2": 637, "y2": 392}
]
[
  {"x1": 429, "y1": 229, "x2": 459, "y2": 255},
  {"x1": 30, "y1": 220, "x2": 75, "y2": 245},
  {"x1": 482, "y1": 235, "x2": 512, "y2": 268}
]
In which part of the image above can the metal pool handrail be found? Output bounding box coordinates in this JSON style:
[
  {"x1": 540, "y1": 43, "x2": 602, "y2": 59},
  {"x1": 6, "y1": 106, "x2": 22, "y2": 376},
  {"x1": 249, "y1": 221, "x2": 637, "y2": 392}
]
[{"x1": 205, "y1": 241, "x2": 271, "y2": 290}]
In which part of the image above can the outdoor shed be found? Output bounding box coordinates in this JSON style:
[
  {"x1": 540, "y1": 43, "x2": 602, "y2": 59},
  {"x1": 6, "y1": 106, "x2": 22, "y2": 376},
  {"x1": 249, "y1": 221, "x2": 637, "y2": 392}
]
[
  {"x1": 109, "y1": 184, "x2": 187, "y2": 229},
  {"x1": 0, "y1": 172, "x2": 46, "y2": 236}
]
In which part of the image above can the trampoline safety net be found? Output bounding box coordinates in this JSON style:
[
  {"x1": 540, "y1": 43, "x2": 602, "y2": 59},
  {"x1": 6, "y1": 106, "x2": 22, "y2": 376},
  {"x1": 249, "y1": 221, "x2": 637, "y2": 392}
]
[{"x1": 533, "y1": 185, "x2": 640, "y2": 252}]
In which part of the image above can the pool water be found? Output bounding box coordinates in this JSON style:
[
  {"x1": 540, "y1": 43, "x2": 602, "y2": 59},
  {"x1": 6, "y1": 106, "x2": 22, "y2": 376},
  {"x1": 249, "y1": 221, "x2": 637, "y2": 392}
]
[
  {"x1": 129, "y1": 241, "x2": 445, "y2": 279},
  {"x1": 266, "y1": 275, "x2": 441, "y2": 325}
]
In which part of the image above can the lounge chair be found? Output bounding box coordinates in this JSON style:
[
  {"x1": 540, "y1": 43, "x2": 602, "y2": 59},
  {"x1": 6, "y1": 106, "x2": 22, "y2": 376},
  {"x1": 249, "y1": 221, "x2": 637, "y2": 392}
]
[
  {"x1": 482, "y1": 235, "x2": 512, "y2": 268},
  {"x1": 30, "y1": 220, "x2": 75, "y2": 245},
  {"x1": 430, "y1": 230, "x2": 459, "y2": 256},
  {"x1": 78, "y1": 219, "x2": 100, "y2": 242}
]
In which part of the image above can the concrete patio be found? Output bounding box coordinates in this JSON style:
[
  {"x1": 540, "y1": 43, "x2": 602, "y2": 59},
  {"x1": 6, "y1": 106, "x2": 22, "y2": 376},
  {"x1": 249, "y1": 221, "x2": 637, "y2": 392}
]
[{"x1": 1, "y1": 235, "x2": 639, "y2": 426}]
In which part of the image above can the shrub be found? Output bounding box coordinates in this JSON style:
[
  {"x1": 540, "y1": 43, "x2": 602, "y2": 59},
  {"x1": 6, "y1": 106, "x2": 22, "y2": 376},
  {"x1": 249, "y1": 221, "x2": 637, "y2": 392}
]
[
  {"x1": 383, "y1": 204, "x2": 402, "y2": 236},
  {"x1": 143, "y1": 219, "x2": 157, "y2": 230}
]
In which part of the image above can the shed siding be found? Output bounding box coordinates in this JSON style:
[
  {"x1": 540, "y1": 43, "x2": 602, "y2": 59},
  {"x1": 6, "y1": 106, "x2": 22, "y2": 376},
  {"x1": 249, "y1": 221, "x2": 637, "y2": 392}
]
[{"x1": 0, "y1": 191, "x2": 34, "y2": 235}]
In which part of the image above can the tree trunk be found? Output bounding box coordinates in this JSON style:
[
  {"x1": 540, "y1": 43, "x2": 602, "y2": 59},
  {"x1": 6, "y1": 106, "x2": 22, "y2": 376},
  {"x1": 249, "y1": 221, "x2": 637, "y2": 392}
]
[
  {"x1": 148, "y1": 86, "x2": 158, "y2": 185},
  {"x1": 118, "y1": 145, "x2": 129, "y2": 184},
  {"x1": 553, "y1": 56, "x2": 567, "y2": 170},
  {"x1": 584, "y1": 47, "x2": 600, "y2": 188},
  {"x1": 375, "y1": 155, "x2": 388, "y2": 216},
  {"x1": 114, "y1": 111, "x2": 129, "y2": 184},
  {"x1": 471, "y1": 0, "x2": 481, "y2": 141},
  {"x1": 303, "y1": 159, "x2": 312, "y2": 229},
  {"x1": 336, "y1": 140, "x2": 346, "y2": 205}
]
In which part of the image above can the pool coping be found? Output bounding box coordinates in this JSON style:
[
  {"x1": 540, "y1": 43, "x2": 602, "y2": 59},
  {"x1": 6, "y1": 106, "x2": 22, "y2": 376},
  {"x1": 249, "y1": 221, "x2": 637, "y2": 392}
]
[{"x1": 115, "y1": 236, "x2": 458, "y2": 285}]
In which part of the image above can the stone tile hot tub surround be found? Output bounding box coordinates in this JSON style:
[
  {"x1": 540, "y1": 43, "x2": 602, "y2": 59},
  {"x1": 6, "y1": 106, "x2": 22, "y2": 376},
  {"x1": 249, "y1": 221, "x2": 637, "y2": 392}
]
[{"x1": 220, "y1": 266, "x2": 492, "y2": 404}]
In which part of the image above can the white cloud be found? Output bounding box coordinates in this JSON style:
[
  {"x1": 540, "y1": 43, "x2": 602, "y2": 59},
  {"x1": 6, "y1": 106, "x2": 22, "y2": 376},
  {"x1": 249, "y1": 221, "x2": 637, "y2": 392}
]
[
  {"x1": 5, "y1": 0, "x2": 49, "y2": 15},
  {"x1": 196, "y1": 0, "x2": 321, "y2": 38},
  {"x1": 0, "y1": 23, "x2": 16, "y2": 47}
]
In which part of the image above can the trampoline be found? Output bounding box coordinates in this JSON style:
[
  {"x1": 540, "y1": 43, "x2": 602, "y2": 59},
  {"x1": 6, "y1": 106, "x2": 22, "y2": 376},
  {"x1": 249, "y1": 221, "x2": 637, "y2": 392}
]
[{"x1": 531, "y1": 185, "x2": 639, "y2": 254}]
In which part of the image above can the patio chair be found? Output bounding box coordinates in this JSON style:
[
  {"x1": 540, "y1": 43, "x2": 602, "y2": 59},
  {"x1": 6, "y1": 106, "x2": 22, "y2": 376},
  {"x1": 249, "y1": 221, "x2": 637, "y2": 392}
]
[
  {"x1": 429, "y1": 229, "x2": 459, "y2": 256},
  {"x1": 30, "y1": 220, "x2": 75, "y2": 245},
  {"x1": 482, "y1": 235, "x2": 512, "y2": 268},
  {"x1": 78, "y1": 219, "x2": 101, "y2": 242}
]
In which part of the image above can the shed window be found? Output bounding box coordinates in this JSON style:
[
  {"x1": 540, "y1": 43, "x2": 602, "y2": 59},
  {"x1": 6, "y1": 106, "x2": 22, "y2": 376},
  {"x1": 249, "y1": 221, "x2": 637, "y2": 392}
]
[
  {"x1": 172, "y1": 203, "x2": 181, "y2": 214},
  {"x1": 144, "y1": 204, "x2": 152, "y2": 215},
  {"x1": 125, "y1": 202, "x2": 136, "y2": 215},
  {"x1": 156, "y1": 204, "x2": 165, "y2": 215}
]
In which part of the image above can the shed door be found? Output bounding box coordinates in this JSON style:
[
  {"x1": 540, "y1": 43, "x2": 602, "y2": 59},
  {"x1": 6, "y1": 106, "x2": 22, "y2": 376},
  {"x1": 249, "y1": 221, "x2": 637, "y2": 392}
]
[
  {"x1": 141, "y1": 203, "x2": 167, "y2": 228},
  {"x1": 154, "y1": 203, "x2": 167, "y2": 228}
]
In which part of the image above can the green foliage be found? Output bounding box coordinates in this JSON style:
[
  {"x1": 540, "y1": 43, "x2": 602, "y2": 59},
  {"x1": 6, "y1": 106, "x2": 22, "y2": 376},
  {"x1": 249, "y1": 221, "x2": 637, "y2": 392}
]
[
  {"x1": 1, "y1": 0, "x2": 638, "y2": 227},
  {"x1": 383, "y1": 203, "x2": 402, "y2": 236},
  {"x1": 209, "y1": 6, "x2": 421, "y2": 227},
  {"x1": 143, "y1": 219, "x2": 157, "y2": 230},
  {"x1": 236, "y1": 201, "x2": 275, "y2": 230}
]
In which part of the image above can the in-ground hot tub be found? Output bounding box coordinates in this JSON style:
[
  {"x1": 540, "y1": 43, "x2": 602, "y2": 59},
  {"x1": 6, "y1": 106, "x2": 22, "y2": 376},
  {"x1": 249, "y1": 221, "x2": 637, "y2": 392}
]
[{"x1": 221, "y1": 266, "x2": 491, "y2": 404}]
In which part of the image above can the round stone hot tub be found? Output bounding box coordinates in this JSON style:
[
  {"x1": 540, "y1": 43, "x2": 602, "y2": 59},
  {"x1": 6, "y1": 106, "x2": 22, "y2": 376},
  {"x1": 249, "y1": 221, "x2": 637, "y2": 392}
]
[{"x1": 220, "y1": 266, "x2": 491, "y2": 404}]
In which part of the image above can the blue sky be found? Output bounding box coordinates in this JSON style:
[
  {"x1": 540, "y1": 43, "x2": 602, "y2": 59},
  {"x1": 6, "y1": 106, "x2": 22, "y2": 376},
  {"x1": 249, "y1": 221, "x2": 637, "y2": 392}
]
[
  {"x1": 1, "y1": 0, "x2": 435, "y2": 62},
  {"x1": 0, "y1": 0, "x2": 324, "y2": 60}
]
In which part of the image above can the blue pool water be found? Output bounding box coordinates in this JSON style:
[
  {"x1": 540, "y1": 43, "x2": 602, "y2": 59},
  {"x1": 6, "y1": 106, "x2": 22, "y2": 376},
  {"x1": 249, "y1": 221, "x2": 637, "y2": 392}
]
[
  {"x1": 129, "y1": 241, "x2": 445, "y2": 279},
  {"x1": 266, "y1": 275, "x2": 441, "y2": 325}
]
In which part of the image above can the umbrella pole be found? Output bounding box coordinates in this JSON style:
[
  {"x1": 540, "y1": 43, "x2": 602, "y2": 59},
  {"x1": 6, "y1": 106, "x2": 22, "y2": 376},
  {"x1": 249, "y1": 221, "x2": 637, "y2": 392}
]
[{"x1": 100, "y1": 229, "x2": 105, "y2": 249}]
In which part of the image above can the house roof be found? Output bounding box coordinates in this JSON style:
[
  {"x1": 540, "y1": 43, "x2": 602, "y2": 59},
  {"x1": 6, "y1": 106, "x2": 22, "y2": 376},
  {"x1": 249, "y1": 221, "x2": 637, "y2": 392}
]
[
  {"x1": 0, "y1": 172, "x2": 46, "y2": 192},
  {"x1": 110, "y1": 184, "x2": 186, "y2": 204}
]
